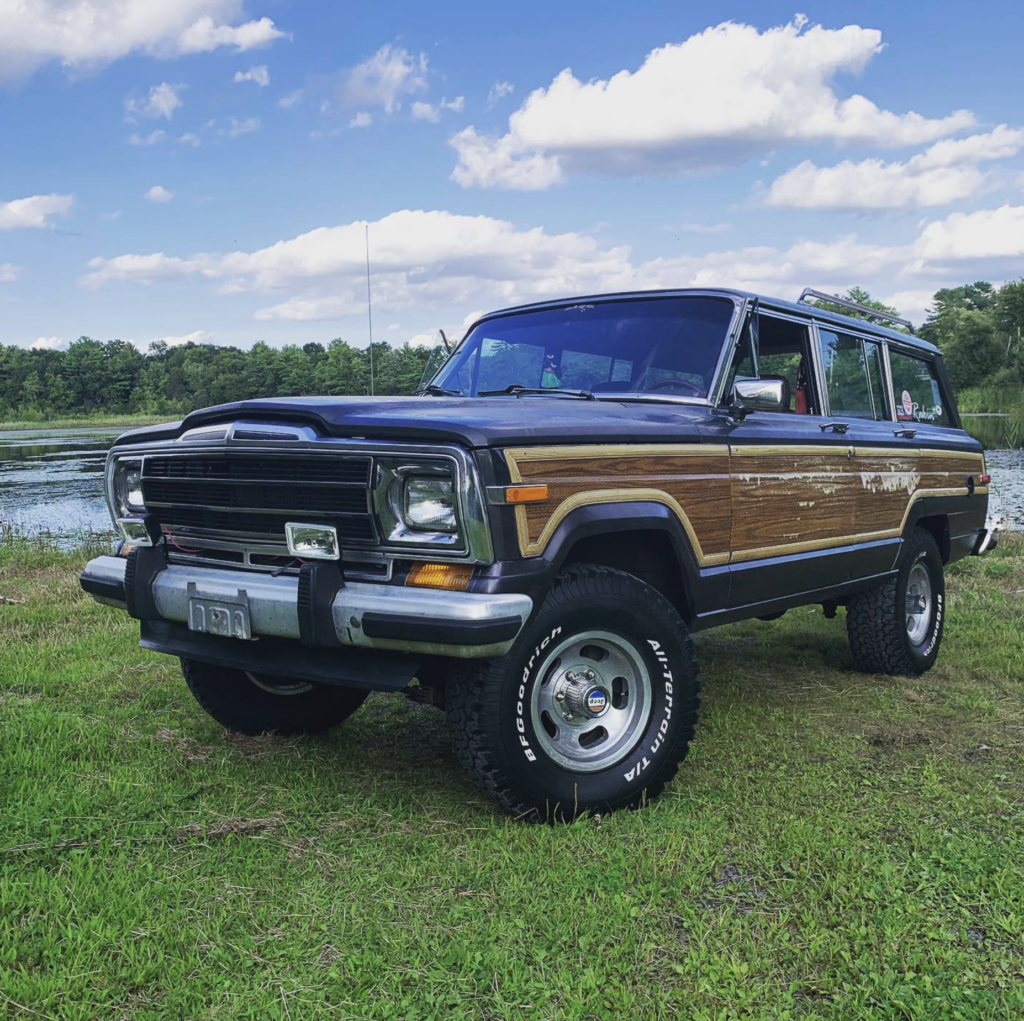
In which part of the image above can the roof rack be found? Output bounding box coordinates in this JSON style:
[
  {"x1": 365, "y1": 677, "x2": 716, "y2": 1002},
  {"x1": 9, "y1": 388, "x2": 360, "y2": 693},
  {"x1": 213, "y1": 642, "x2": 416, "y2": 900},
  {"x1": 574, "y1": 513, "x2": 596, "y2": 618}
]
[{"x1": 797, "y1": 288, "x2": 914, "y2": 333}]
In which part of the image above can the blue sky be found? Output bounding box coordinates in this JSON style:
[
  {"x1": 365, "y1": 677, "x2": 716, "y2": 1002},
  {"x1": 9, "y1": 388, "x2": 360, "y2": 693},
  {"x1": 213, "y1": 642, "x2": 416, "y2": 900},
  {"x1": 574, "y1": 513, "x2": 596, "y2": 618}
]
[{"x1": 3, "y1": 0, "x2": 1024, "y2": 352}]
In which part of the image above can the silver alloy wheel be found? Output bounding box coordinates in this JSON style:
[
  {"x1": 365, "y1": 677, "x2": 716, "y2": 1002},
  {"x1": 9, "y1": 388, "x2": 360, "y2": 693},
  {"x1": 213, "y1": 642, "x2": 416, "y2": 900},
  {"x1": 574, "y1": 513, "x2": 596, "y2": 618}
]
[
  {"x1": 245, "y1": 672, "x2": 314, "y2": 696},
  {"x1": 529, "y1": 630, "x2": 652, "y2": 773},
  {"x1": 905, "y1": 561, "x2": 933, "y2": 645}
]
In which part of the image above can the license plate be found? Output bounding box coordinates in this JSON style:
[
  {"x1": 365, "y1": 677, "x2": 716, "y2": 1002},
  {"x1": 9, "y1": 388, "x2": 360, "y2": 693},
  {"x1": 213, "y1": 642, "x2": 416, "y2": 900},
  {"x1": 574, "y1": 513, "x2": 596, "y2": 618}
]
[{"x1": 186, "y1": 581, "x2": 253, "y2": 640}]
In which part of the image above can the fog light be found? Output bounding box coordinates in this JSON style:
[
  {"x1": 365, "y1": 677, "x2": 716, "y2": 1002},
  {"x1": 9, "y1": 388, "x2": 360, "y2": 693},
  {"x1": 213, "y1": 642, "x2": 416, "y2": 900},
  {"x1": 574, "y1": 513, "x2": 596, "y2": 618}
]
[
  {"x1": 285, "y1": 522, "x2": 340, "y2": 561},
  {"x1": 406, "y1": 562, "x2": 473, "y2": 591},
  {"x1": 117, "y1": 517, "x2": 154, "y2": 547}
]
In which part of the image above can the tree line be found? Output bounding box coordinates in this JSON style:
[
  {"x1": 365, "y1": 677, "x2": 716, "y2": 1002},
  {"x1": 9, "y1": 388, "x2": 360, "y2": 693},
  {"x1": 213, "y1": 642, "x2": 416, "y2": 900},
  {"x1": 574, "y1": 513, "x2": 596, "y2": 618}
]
[
  {"x1": 0, "y1": 337, "x2": 434, "y2": 422},
  {"x1": 1, "y1": 277, "x2": 1022, "y2": 422}
]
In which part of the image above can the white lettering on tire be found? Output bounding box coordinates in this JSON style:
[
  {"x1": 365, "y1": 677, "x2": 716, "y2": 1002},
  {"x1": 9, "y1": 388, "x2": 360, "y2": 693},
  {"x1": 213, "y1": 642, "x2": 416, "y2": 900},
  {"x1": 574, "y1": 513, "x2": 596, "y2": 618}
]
[
  {"x1": 516, "y1": 626, "x2": 563, "y2": 762},
  {"x1": 623, "y1": 639, "x2": 676, "y2": 782}
]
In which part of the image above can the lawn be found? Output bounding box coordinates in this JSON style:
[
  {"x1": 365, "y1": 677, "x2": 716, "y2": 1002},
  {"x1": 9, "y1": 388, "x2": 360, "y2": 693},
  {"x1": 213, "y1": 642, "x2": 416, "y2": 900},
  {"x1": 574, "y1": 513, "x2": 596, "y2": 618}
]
[{"x1": 1, "y1": 535, "x2": 1023, "y2": 1020}]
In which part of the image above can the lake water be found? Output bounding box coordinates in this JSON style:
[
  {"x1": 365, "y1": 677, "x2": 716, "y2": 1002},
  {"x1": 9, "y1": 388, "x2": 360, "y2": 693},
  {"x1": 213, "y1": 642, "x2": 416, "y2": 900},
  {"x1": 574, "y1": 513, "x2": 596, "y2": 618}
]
[{"x1": 1, "y1": 417, "x2": 1022, "y2": 543}]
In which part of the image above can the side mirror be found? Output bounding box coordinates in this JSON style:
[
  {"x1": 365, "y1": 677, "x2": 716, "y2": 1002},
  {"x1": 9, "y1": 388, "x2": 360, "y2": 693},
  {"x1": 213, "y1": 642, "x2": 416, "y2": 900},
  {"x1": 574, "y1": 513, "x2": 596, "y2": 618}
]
[{"x1": 731, "y1": 378, "x2": 785, "y2": 414}]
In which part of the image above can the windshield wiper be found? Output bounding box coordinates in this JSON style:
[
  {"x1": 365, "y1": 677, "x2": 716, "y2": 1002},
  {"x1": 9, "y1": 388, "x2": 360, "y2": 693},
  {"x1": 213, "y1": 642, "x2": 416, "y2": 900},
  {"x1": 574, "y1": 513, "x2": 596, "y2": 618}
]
[
  {"x1": 478, "y1": 384, "x2": 596, "y2": 400},
  {"x1": 414, "y1": 383, "x2": 462, "y2": 396}
]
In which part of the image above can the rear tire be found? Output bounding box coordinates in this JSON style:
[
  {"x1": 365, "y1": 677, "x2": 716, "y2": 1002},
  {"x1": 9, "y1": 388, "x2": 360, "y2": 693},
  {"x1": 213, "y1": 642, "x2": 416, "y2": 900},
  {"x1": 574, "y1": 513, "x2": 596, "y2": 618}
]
[
  {"x1": 446, "y1": 564, "x2": 701, "y2": 822},
  {"x1": 181, "y1": 658, "x2": 369, "y2": 735},
  {"x1": 846, "y1": 527, "x2": 945, "y2": 676}
]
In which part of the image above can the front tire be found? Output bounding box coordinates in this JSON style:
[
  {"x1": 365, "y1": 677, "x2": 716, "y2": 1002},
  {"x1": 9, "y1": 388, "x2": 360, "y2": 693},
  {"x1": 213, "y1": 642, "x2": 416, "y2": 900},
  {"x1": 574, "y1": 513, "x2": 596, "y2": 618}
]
[
  {"x1": 181, "y1": 658, "x2": 369, "y2": 735},
  {"x1": 846, "y1": 527, "x2": 945, "y2": 676},
  {"x1": 447, "y1": 565, "x2": 701, "y2": 821}
]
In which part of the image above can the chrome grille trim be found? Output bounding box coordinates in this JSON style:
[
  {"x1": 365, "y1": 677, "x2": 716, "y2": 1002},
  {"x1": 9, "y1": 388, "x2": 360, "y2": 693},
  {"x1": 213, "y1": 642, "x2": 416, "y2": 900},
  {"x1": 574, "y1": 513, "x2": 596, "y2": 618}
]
[{"x1": 105, "y1": 431, "x2": 494, "y2": 567}]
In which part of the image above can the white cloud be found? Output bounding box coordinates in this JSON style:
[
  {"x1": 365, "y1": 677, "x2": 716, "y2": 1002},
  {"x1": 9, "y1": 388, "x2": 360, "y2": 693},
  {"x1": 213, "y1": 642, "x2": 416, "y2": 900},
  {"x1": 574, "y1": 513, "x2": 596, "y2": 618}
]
[
  {"x1": 178, "y1": 132, "x2": 201, "y2": 147},
  {"x1": 85, "y1": 205, "x2": 1024, "y2": 327},
  {"x1": 177, "y1": 14, "x2": 287, "y2": 54},
  {"x1": 0, "y1": 1, "x2": 289, "y2": 80},
  {"x1": 128, "y1": 129, "x2": 167, "y2": 146},
  {"x1": 233, "y1": 64, "x2": 269, "y2": 86},
  {"x1": 413, "y1": 96, "x2": 464, "y2": 122},
  {"x1": 451, "y1": 17, "x2": 976, "y2": 189},
  {"x1": 342, "y1": 44, "x2": 427, "y2": 113},
  {"x1": 915, "y1": 204, "x2": 1024, "y2": 261},
  {"x1": 278, "y1": 88, "x2": 304, "y2": 109},
  {"x1": 125, "y1": 82, "x2": 183, "y2": 121},
  {"x1": 487, "y1": 81, "x2": 514, "y2": 107},
  {"x1": 450, "y1": 128, "x2": 563, "y2": 190},
  {"x1": 0, "y1": 263, "x2": 21, "y2": 282},
  {"x1": 767, "y1": 126, "x2": 1024, "y2": 209},
  {"x1": 880, "y1": 290, "x2": 938, "y2": 323},
  {"x1": 349, "y1": 111, "x2": 372, "y2": 128},
  {"x1": 152, "y1": 329, "x2": 214, "y2": 347},
  {"x1": 144, "y1": 185, "x2": 174, "y2": 203},
  {"x1": 223, "y1": 116, "x2": 261, "y2": 137},
  {"x1": 0, "y1": 193, "x2": 74, "y2": 230},
  {"x1": 411, "y1": 102, "x2": 439, "y2": 123},
  {"x1": 676, "y1": 222, "x2": 731, "y2": 235},
  {"x1": 32, "y1": 336, "x2": 67, "y2": 351}
]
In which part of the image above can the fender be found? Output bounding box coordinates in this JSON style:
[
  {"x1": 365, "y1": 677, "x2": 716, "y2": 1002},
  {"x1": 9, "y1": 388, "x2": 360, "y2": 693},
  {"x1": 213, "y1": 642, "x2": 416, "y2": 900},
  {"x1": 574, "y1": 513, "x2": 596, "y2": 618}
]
[{"x1": 468, "y1": 500, "x2": 729, "y2": 622}]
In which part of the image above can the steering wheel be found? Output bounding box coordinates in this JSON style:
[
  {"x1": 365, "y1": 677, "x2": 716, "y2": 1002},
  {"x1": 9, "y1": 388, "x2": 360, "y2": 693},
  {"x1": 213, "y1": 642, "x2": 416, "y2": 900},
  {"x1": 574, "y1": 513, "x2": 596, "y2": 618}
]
[{"x1": 646, "y1": 375, "x2": 704, "y2": 396}]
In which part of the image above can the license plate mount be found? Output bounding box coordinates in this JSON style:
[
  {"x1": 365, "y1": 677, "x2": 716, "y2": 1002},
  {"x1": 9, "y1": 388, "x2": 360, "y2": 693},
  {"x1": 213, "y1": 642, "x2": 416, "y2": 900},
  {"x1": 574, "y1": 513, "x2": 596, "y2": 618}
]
[{"x1": 186, "y1": 581, "x2": 253, "y2": 640}]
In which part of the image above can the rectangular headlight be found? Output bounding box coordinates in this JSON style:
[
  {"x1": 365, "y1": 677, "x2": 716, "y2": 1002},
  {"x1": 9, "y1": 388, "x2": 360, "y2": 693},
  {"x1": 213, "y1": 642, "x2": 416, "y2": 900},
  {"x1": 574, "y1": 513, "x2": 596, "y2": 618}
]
[
  {"x1": 404, "y1": 477, "x2": 457, "y2": 532},
  {"x1": 112, "y1": 457, "x2": 146, "y2": 516}
]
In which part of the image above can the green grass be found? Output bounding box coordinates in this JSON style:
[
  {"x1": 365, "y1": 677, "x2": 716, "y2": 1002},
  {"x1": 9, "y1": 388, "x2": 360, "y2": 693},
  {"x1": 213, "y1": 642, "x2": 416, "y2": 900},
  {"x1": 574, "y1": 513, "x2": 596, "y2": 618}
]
[
  {"x1": 2, "y1": 535, "x2": 1023, "y2": 1020},
  {"x1": 0, "y1": 413, "x2": 169, "y2": 433}
]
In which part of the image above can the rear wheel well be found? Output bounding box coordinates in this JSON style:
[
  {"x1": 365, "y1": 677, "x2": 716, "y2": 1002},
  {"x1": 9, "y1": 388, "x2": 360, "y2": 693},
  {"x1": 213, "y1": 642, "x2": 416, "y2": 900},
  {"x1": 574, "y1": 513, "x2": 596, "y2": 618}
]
[
  {"x1": 915, "y1": 515, "x2": 950, "y2": 563},
  {"x1": 559, "y1": 530, "x2": 691, "y2": 622}
]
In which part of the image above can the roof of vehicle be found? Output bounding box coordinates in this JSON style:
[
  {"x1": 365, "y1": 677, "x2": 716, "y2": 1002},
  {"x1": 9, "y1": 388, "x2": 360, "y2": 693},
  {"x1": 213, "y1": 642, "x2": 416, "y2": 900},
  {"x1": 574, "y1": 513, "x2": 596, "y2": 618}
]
[{"x1": 476, "y1": 288, "x2": 941, "y2": 356}]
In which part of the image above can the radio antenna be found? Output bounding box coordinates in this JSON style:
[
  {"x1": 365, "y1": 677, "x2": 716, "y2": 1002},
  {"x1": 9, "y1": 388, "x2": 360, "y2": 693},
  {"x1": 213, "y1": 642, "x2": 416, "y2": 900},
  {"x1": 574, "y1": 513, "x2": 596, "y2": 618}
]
[{"x1": 365, "y1": 223, "x2": 375, "y2": 396}]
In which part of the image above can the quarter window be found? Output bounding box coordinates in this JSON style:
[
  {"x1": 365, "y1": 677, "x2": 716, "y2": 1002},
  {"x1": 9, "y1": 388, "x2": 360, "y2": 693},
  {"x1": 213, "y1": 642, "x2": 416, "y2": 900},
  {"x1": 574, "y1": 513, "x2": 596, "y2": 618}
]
[
  {"x1": 889, "y1": 348, "x2": 951, "y2": 426},
  {"x1": 818, "y1": 330, "x2": 888, "y2": 421}
]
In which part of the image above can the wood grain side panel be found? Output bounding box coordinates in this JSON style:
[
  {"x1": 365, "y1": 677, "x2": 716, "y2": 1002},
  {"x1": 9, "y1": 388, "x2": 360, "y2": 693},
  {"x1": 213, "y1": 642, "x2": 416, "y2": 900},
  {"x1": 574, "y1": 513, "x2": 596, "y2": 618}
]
[
  {"x1": 504, "y1": 443, "x2": 985, "y2": 566},
  {"x1": 504, "y1": 446, "x2": 731, "y2": 563}
]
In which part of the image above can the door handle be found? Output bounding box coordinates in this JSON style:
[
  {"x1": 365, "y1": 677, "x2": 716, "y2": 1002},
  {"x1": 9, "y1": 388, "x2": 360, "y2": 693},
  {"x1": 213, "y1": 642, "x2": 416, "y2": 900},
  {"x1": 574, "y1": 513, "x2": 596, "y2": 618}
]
[
  {"x1": 893, "y1": 427, "x2": 917, "y2": 439},
  {"x1": 819, "y1": 421, "x2": 850, "y2": 434}
]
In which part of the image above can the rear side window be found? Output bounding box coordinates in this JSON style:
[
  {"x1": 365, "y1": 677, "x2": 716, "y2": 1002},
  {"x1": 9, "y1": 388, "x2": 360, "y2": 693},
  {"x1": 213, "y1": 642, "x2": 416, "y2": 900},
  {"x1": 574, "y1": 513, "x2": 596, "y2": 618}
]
[
  {"x1": 889, "y1": 348, "x2": 952, "y2": 426},
  {"x1": 818, "y1": 330, "x2": 888, "y2": 421}
]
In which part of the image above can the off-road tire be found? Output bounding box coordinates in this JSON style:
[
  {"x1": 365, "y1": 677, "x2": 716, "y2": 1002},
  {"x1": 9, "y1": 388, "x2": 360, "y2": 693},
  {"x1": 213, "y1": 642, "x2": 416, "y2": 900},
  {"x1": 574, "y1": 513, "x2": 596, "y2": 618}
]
[
  {"x1": 181, "y1": 658, "x2": 369, "y2": 735},
  {"x1": 446, "y1": 564, "x2": 701, "y2": 822},
  {"x1": 846, "y1": 527, "x2": 945, "y2": 676}
]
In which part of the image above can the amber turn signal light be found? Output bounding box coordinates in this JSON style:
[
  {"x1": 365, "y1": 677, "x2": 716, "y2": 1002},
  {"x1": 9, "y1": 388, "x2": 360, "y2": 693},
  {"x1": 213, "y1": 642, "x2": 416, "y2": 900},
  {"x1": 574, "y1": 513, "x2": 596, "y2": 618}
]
[
  {"x1": 406, "y1": 562, "x2": 474, "y2": 591},
  {"x1": 505, "y1": 485, "x2": 549, "y2": 504}
]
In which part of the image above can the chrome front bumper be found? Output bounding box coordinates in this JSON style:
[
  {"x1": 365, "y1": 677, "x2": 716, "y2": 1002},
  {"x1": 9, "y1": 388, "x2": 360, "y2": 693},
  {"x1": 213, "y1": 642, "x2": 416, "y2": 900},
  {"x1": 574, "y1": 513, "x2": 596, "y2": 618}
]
[{"x1": 80, "y1": 555, "x2": 532, "y2": 658}]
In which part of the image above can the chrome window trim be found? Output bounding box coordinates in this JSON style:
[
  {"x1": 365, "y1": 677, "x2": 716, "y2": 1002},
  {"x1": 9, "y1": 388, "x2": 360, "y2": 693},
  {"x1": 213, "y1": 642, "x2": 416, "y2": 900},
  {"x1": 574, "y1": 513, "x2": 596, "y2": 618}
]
[{"x1": 105, "y1": 435, "x2": 494, "y2": 565}]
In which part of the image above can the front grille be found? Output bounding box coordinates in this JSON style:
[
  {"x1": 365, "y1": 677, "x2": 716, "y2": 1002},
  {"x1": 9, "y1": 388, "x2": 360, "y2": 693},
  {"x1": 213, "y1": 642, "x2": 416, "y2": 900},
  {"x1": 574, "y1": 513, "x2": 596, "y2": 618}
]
[
  {"x1": 141, "y1": 452, "x2": 377, "y2": 552},
  {"x1": 146, "y1": 454, "x2": 371, "y2": 486}
]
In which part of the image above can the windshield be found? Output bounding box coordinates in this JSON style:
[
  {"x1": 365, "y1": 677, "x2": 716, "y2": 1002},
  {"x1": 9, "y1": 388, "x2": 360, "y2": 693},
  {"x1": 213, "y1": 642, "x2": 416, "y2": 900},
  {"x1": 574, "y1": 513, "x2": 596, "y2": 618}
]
[{"x1": 430, "y1": 295, "x2": 736, "y2": 398}]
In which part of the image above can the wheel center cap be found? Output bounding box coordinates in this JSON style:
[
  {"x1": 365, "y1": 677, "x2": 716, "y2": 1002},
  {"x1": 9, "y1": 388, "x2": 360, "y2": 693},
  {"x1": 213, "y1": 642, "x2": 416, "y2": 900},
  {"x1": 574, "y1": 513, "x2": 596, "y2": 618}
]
[{"x1": 554, "y1": 668, "x2": 609, "y2": 722}]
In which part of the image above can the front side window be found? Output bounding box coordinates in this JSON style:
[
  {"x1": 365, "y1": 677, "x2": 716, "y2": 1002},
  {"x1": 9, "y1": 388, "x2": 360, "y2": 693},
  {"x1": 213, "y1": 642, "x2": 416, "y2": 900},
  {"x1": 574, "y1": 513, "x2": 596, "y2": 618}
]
[
  {"x1": 431, "y1": 296, "x2": 735, "y2": 398},
  {"x1": 818, "y1": 329, "x2": 888, "y2": 421},
  {"x1": 889, "y1": 348, "x2": 952, "y2": 426},
  {"x1": 723, "y1": 313, "x2": 818, "y2": 414}
]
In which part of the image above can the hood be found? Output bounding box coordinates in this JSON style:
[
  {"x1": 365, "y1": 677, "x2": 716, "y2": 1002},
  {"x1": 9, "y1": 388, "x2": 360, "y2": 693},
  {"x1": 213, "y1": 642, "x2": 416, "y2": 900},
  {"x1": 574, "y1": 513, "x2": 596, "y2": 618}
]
[{"x1": 114, "y1": 395, "x2": 714, "y2": 449}]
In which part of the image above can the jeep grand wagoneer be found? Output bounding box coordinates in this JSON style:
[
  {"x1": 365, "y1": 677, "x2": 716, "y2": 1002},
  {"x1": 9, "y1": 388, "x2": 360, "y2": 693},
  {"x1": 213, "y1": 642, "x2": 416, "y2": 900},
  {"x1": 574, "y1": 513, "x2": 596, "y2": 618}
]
[{"x1": 80, "y1": 288, "x2": 996, "y2": 819}]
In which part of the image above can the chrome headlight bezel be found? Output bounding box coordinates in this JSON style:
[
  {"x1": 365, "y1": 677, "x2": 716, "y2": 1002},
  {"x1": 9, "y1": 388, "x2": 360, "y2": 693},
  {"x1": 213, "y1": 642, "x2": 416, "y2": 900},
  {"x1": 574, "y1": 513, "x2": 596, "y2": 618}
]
[
  {"x1": 107, "y1": 455, "x2": 146, "y2": 519},
  {"x1": 374, "y1": 458, "x2": 464, "y2": 549}
]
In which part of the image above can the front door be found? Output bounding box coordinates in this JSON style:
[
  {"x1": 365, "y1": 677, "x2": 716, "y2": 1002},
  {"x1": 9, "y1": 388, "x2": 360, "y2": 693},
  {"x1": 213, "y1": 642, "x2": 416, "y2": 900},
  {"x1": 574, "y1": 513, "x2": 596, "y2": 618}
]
[{"x1": 723, "y1": 313, "x2": 862, "y2": 607}]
